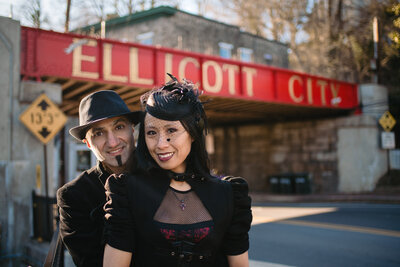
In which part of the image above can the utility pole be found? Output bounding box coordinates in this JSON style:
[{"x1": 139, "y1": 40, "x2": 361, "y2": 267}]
[
  {"x1": 65, "y1": 0, "x2": 71, "y2": 32},
  {"x1": 371, "y1": 16, "x2": 379, "y2": 83}
]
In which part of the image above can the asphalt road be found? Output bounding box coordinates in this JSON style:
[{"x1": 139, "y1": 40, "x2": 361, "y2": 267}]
[{"x1": 248, "y1": 203, "x2": 400, "y2": 267}]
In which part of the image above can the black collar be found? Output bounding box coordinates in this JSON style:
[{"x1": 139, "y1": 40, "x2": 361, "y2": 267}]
[
  {"x1": 96, "y1": 161, "x2": 111, "y2": 186},
  {"x1": 166, "y1": 170, "x2": 196, "y2": 182}
]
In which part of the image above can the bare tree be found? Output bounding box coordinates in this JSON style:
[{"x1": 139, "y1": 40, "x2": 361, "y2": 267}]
[
  {"x1": 217, "y1": 0, "x2": 308, "y2": 69},
  {"x1": 265, "y1": 1, "x2": 308, "y2": 72},
  {"x1": 294, "y1": 0, "x2": 400, "y2": 83},
  {"x1": 219, "y1": 0, "x2": 267, "y2": 37},
  {"x1": 215, "y1": 0, "x2": 399, "y2": 84},
  {"x1": 68, "y1": 0, "x2": 109, "y2": 29},
  {"x1": 21, "y1": 0, "x2": 45, "y2": 28}
]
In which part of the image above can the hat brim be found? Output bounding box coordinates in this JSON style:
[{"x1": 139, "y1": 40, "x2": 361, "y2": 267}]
[{"x1": 69, "y1": 111, "x2": 141, "y2": 141}]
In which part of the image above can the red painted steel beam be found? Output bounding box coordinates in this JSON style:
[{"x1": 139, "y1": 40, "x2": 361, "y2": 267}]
[{"x1": 20, "y1": 26, "x2": 359, "y2": 110}]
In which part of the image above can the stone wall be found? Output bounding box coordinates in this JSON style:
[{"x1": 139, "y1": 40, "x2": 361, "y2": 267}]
[{"x1": 210, "y1": 114, "x2": 387, "y2": 194}]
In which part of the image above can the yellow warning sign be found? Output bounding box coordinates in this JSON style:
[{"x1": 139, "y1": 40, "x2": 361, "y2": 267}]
[
  {"x1": 379, "y1": 111, "x2": 396, "y2": 132},
  {"x1": 19, "y1": 94, "x2": 68, "y2": 144}
]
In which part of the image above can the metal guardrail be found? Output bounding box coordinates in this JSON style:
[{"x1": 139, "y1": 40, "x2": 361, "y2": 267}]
[{"x1": 32, "y1": 191, "x2": 57, "y2": 242}]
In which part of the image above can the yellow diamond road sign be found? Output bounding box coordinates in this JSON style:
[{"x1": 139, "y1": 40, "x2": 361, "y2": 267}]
[
  {"x1": 19, "y1": 94, "x2": 67, "y2": 144},
  {"x1": 379, "y1": 111, "x2": 396, "y2": 132}
]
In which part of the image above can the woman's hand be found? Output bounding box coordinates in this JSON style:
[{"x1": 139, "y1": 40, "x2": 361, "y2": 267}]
[
  {"x1": 103, "y1": 244, "x2": 132, "y2": 267},
  {"x1": 227, "y1": 251, "x2": 249, "y2": 267}
]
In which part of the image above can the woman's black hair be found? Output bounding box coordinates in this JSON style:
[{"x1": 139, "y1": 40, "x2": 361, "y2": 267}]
[{"x1": 135, "y1": 74, "x2": 213, "y2": 179}]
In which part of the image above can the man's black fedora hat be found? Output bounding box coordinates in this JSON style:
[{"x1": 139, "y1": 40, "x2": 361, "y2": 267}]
[{"x1": 69, "y1": 90, "x2": 141, "y2": 141}]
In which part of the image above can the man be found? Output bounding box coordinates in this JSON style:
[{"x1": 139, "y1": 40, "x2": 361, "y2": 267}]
[{"x1": 57, "y1": 90, "x2": 141, "y2": 267}]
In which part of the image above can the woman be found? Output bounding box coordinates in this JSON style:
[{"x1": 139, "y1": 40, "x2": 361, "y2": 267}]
[{"x1": 103, "y1": 75, "x2": 252, "y2": 267}]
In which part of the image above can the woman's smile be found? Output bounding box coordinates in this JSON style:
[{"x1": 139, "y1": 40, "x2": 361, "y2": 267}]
[{"x1": 157, "y1": 152, "x2": 174, "y2": 161}]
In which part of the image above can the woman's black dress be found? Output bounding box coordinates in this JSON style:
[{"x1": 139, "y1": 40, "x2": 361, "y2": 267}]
[{"x1": 104, "y1": 170, "x2": 252, "y2": 267}]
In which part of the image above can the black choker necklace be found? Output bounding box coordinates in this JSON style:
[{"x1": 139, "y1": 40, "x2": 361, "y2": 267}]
[{"x1": 167, "y1": 171, "x2": 195, "y2": 182}]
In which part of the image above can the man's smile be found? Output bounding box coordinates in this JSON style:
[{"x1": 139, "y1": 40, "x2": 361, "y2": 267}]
[{"x1": 108, "y1": 147, "x2": 124, "y2": 156}]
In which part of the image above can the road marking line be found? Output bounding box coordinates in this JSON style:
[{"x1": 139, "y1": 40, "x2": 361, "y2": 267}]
[
  {"x1": 278, "y1": 219, "x2": 400, "y2": 238},
  {"x1": 250, "y1": 259, "x2": 295, "y2": 267}
]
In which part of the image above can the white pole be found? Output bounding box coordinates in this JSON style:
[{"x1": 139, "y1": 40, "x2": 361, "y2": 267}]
[
  {"x1": 101, "y1": 21, "x2": 106, "y2": 39},
  {"x1": 9, "y1": 4, "x2": 13, "y2": 18}
]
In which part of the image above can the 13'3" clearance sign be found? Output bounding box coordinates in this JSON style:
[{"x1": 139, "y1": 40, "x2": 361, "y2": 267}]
[{"x1": 21, "y1": 27, "x2": 358, "y2": 109}]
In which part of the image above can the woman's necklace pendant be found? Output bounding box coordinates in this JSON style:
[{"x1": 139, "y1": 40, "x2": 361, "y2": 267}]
[
  {"x1": 170, "y1": 188, "x2": 188, "y2": 211},
  {"x1": 179, "y1": 201, "x2": 186, "y2": 211}
]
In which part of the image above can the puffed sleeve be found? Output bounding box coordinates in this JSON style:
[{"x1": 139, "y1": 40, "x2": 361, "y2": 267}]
[
  {"x1": 104, "y1": 174, "x2": 135, "y2": 252},
  {"x1": 221, "y1": 176, "x2": 253, "y2": 255}
]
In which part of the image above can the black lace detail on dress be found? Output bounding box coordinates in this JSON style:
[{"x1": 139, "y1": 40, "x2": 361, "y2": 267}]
[{"x1": 154, "y1": 187, "x2": 213, "y2": 243}]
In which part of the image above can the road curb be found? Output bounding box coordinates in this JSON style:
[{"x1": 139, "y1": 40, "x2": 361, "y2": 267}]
[{"x1": 250, "y1": 193, "x2": 400, "y2": 204}]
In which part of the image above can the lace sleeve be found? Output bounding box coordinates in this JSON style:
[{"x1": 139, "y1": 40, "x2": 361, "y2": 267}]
[
  {"x1": 221, "y1": 176, "x2": 252, "y2": 255},
  {"x1": 104, "y1": 174, "x2": 135, "y2": 252}
]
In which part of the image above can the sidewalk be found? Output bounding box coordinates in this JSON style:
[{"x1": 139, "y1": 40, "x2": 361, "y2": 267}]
[{"x1": 250, "y1": 188, "x2": 400, "y2": 204}]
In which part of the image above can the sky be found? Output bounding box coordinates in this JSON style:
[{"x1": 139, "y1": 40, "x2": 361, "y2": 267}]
[
  {"x1": 0, "y1": 0, "x2": 297, "y2": 44},
  {"x1": 0, "y1": 0, "x2": 202, "y2": 31}
]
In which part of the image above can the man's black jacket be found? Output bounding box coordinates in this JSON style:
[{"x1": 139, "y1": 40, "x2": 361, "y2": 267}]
[{"x1": 57, "y1": 162, "x2": 110, "y2": 267}]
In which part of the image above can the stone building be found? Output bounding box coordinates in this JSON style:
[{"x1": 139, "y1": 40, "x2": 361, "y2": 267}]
[{"x1": 79, "y1": 5, "x2": 289, "y2": 68}]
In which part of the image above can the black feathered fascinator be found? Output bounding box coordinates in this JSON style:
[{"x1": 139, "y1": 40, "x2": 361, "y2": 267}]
[{"x1": 140, "y1": 73, "x2": 207, "y2": 131}]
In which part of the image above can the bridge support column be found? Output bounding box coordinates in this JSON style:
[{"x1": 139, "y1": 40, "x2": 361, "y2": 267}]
[
  {"x1": 337, "y1": 84, "x2": 389, "y2": 192},
  {"x1": 0, "y1": 16, "x2": 62, "y2": 266}
]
